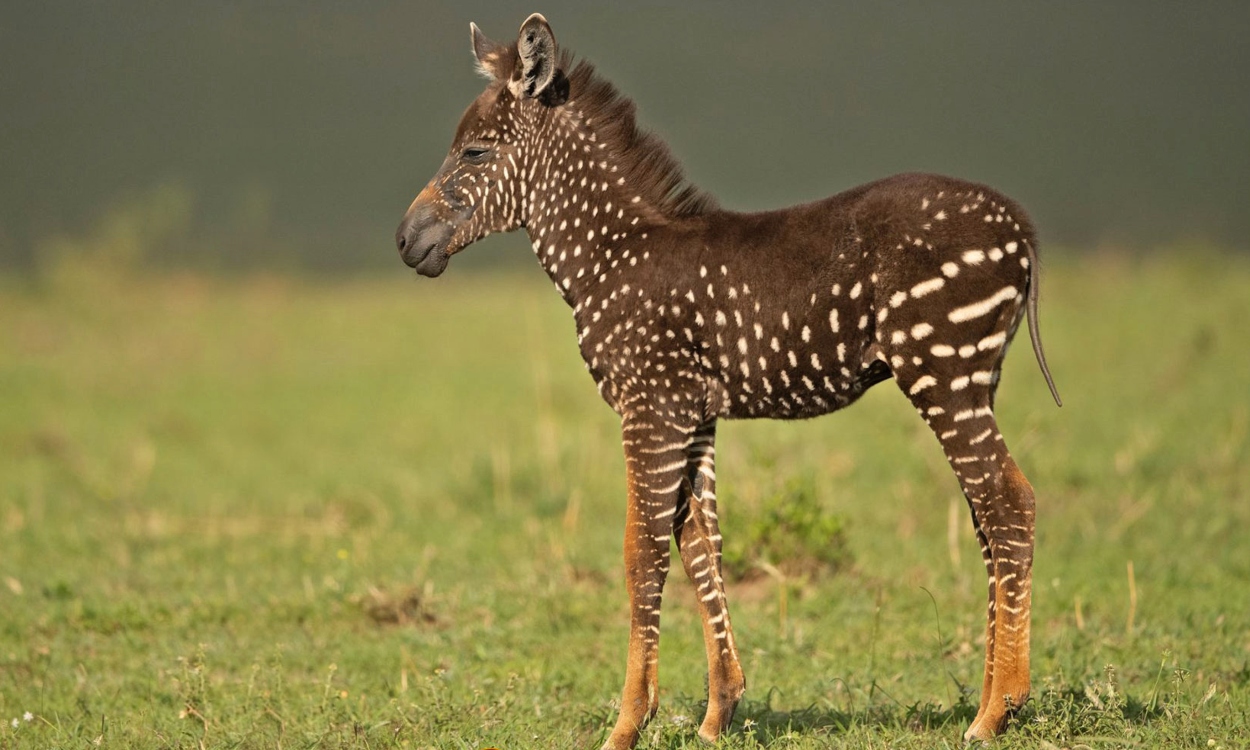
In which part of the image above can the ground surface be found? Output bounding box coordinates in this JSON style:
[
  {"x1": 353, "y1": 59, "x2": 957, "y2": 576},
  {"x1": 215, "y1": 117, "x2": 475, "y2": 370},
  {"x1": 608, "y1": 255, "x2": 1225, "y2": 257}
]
[{"x1": 2, "y1": 252, "x2": 1248, "y2": 748}]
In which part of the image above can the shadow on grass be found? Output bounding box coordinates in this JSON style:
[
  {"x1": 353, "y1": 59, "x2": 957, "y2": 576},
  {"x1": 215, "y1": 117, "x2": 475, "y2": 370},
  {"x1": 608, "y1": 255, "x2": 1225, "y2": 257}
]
[
  {"x1": 627, "y1": 681, "x2": 1178, "y2": 748},
  {"x1": 728, "y1": 694, "x2": 977, "y2": 741},
  {"x1": 588, "y1": 690, "x2": 983, "y2": 749}
]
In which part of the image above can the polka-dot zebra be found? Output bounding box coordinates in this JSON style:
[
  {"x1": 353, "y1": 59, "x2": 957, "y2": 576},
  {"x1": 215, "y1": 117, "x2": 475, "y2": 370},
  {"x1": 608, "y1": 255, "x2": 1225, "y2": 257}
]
[{"x1": 394, "y1": 14, "x2": 1061, "y2": 749}]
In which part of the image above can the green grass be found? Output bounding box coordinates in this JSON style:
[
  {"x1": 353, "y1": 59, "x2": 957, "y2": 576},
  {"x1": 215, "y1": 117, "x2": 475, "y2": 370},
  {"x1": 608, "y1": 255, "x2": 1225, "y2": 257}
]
[{"x1": 2, "y1": 251, "x2": 1248, "y2": 748}]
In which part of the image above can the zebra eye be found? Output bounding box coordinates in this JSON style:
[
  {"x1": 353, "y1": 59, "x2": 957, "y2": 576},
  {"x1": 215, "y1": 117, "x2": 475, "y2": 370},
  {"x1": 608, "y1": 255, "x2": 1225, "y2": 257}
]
[{"x1": 461, "y1": 146, "x2": 491, "y2": 163}]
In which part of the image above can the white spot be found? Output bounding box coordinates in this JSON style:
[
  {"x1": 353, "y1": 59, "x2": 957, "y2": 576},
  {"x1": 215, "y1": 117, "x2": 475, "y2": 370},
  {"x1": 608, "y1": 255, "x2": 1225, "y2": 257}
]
[
  {"x1": 850, "y1": 282, "x2": 862, "y2": 299},
  {"x1": 801, "y1": 325, "x2": 811, "y2": 342},
  {"x1": 737, "y1": 337, "x2": 748, "y2": 354},
  {"x1": 1005, "y1": 241, "x2": 1018, "y2": 254},
  {"x1": 988, "y1": 247, "x2": 1004, "y2": 261},
  {"x1": 941, "y1": 262, "x2": 960, "y2": 278},
  {"x1": 811, "y1": 353, "x2": 822, "y2": 370},
  {"x1": 782, "y1": 311, "x2": 790, "y2": 329},
  {"x1": 948, "y1": 286, "x2": 1019, "y2": 323},
  {"x1": 977, "y1": 332, "x2": 1007, "y2": 351},
  {"x1": 962, "y1": 249, "x2": 986, "y2": 265},
  {"x1": 911, "y1": 323, "x2": 934, "y2": 339},
  {"x1": 931, "y1": 344, "x2": 956, "y2": 357},
  {"x1": 890, "y1": 291, "x2": 907, "y2": 308},
  {"x1": 959, "y1": 345, "x2": 976, "y2": 358},
  {"x1": 971, "y1": 370, "x2": 994, "y2": 384},
  {"x1": 951, "y1": 375, "x2": 970, "y2": 390},
  {"x1": 891, "y1": 330, "x2": 907, "y2": 345},
  {"x1": 910, "y1": 278, "x2": 945, "y2": 298},
  {"x1": 970, "y1": 428, "x2": 995, "y2": 444},
  {"x1": 909, "y1": 375, "x2": 937, "y2": 395},
  {"x1": 829, "y1": 308, "x2": 839, "y2": 333}
]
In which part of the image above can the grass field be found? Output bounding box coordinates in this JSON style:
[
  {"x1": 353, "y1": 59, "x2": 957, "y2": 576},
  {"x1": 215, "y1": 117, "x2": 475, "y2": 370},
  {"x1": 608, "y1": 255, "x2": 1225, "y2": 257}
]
[{"x1": 2, "y1": 251, "x2": 1249, "y2": 749}]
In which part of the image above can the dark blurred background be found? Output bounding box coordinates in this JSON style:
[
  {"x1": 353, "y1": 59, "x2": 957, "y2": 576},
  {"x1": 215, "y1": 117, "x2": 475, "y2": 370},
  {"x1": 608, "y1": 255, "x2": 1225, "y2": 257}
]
[{"x1": 2, "y1": 1, "x2": 1247, "y2": 274}]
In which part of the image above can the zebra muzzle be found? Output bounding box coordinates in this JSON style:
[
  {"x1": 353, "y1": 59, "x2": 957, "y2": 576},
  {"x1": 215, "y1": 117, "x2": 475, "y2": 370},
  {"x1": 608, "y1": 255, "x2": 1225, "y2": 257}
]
[{"x1": 396, "y1": 206, "x2": 453, "y2": 277}]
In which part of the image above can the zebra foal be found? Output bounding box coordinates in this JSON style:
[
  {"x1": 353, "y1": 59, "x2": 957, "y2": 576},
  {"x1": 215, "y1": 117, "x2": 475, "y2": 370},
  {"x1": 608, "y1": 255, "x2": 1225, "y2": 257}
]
[{"x1": 394, "y1": 14, "x2": 1061, "y2": 748}]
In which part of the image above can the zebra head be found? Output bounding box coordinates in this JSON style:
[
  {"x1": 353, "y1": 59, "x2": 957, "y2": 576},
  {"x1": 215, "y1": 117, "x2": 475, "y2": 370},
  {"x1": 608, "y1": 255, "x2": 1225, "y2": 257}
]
[{"x1": 395, "y1": 13, "x2": 565, "y2": 277}]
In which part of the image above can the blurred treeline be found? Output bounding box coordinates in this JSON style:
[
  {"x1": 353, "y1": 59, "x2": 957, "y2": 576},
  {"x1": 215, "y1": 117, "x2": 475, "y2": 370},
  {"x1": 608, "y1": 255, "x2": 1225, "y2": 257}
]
[{"x1": 2, "y1": 2, "x2": 1247, "y2": 276}]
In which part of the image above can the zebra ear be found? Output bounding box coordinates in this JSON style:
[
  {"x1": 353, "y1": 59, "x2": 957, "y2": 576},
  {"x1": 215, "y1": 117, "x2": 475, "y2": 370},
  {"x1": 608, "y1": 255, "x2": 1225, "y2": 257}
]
[
  {"x1": 513, "y1": 13, "x2": 557, "y2": 99},
  {"x1": 471, "y1": 22, "x2": 509, "y2": 81}
]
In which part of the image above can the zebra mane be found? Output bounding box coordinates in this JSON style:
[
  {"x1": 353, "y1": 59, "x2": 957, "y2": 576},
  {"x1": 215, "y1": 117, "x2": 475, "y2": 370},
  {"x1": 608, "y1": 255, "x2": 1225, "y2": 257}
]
[{"x1": 560, "y1": 53, "x2": 718, "y2": 219}]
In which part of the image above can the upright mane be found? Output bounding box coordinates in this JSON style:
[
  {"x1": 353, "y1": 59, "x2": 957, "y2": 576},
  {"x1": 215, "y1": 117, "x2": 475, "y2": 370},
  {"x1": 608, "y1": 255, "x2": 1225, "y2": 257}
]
[{"x1": 560, "y1": 54, "x2": 718, "y2": 219}]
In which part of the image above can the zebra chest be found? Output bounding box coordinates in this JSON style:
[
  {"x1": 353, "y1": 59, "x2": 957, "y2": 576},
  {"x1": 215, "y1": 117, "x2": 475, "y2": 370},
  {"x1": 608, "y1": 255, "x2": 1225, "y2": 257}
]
[{"x1": 575, "y1": 303, "x2": 706, "y2": 417}]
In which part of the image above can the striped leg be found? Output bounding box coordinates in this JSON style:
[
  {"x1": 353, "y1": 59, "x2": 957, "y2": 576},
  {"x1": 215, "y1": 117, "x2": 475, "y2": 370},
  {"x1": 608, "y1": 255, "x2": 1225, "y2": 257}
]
[
  {"x1": 963, "y1": 449, "x2": 1034, "y2": 740},
  {"x1": 602, "y1": 413, "x2": 696, "y2": 750},
  {"x1": 969, "y1": 521, "x2": 998, "y2": 725},
  {"x1": 899, "y1": 381, "x2": 1035, "y2": 740},
  {"x1": 673, "y1": 421, "x2": 744, "y2": 742}
]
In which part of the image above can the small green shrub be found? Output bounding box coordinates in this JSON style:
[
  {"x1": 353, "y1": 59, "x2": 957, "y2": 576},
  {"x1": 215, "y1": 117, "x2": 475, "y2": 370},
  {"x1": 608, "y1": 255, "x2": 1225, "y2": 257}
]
[{"x1": 722, "y1": 474, "x2": 851, "y2": 582}]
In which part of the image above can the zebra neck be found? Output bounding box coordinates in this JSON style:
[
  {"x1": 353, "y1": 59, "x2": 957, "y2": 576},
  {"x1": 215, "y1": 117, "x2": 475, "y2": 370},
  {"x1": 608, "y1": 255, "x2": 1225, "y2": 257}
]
[{"x1": 522, "y1": 172, "x2": 660, "y2": 307}]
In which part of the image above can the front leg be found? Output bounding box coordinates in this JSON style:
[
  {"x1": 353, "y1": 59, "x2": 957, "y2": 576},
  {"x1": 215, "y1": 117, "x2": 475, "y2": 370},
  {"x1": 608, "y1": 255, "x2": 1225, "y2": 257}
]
[
  {"x1": 674, "y1": 421, "x2": 745, "y2": 742},
  {"x1": 602, "y1": 412, "x2": 697, "y2": 750}
]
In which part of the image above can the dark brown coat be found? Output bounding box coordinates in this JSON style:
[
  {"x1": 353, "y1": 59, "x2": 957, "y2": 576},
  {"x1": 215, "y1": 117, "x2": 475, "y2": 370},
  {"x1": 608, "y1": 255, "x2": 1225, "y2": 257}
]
[{"x1": 395, "y1": 14, "x2": 1059, "y2": 749}]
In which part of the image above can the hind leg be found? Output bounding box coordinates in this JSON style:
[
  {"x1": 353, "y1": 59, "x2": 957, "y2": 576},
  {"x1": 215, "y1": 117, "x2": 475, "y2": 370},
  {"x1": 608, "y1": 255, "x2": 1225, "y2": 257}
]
[
  {"x1": 957, "y1": 440, "x2": 1034, "y2": 739},
  {"x1": 894, "y1": 370, "x2": 1035, "y2": 739},
  {"x1": 969, "y1": 521, "x2": 998, "y2": 724}
]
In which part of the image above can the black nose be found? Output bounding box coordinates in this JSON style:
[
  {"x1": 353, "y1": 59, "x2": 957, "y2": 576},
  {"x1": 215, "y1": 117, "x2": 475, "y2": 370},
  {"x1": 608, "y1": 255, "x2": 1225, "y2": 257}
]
[
  {"x1": 396, "y1": 220, "x2": 414, "y2": 254},
  {"x1": 396, "y1": 215, "x2": 427, "y2": 267}
]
